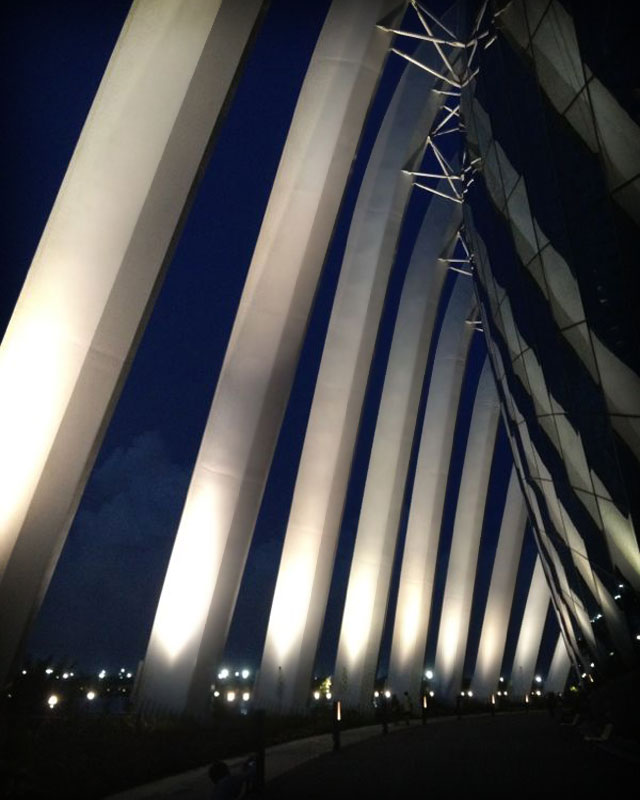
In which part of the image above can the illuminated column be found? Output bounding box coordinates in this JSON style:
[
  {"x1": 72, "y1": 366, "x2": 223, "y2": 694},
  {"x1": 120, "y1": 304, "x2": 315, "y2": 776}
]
[
  {"x1": 387, "y1": 274, "x2": 475, "y2": 700},
  {"x1": 510, "y1": 557, "x2": 551, "y2": 698},
  {"x1": 434, "y1": 358, "x2": 500, "y2": 701},
  {"x1": 255, "y1": 36, "x2": 451, "y2": 715},
  {"x1": 139, "y1": 0, "x2": 403, "y2": 716},
  {"x1": 471, "y1": 469, "x2": 527, "y2": 699},
  {"x1": 0, "y1": 0, "x2": 265, "y2": 687},
  {"x1": 546, "y1": 633, "x2": 571, "y2": 694},
  {"x1": 333, "y1": 199, "x2": 462, "y2": 710}
]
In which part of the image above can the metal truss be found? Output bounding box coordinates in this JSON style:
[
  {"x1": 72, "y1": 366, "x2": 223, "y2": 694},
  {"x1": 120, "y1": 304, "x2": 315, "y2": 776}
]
[{"x1": 379, "y1": 0, "x2": 499, "y2": 90}]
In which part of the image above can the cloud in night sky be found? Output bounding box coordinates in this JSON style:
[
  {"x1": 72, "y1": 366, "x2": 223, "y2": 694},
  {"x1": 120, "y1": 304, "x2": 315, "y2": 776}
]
[{"x1": 28, "y1": 431, "x2": 189, "y2": 672}]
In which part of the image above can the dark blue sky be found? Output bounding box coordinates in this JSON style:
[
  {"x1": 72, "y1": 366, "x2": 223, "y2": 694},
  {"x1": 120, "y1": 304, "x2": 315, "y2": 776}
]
[{"x1": 2, "y1": 1, "x2": 538, "y2": 681}]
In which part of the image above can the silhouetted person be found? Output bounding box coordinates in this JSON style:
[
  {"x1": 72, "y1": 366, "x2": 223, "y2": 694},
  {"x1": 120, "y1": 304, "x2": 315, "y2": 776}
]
[
  {"x1": 546, "y1": 691, "x2": 557, "y2": 719},
  {"x1": 209, "y1": 760, "x2": 253, "y2": 799},
  {"x1": 402, "y1": 691, "x2": 413, "y2": 725},
  {"x1": 378, "y1": 693, "x2": 389, "y2": 734},
  {"x1": 391, "y1": 693, "x2": 401, "y2": 725}
]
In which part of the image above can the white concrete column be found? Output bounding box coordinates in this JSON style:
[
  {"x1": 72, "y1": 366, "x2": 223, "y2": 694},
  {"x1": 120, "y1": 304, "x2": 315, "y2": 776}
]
[
  {"x1": 433, "y1": 357, "x2": 501, "y2": 701},
  {"x1": 387, "y1": 275, "x2": 475, "y2": 700},
  {"x1": 139, "y1": 0, "x2": 404, "y2": 716},
  {"x1": 0, "y1": 0, "x2": 265, "y2": 687},
  {"x1": 332, "y1": 198, "x2": 462, "y2": 711},
  {"x1": 510, "y1": 557, "x2": 551, "y2": 698},
  {"x1": 546, "y1": 633, "x2": 572, "y2": 694},
  {"x1": 471, "y1": 468, "x2": 527, "y2": 699}
]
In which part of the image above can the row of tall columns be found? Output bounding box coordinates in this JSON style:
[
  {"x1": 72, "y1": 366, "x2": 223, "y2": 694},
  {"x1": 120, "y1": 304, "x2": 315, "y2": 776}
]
[
  {"x1": 255, "y1": 36, "x2": 449, "y2": 714},
  {"x1": 0, "y1": 0, "x2": 574, "y2": 712},
  {"x1": 470, "y1": 469, "x2": 527, "y2": 698},
  {"x1": 139, "y1": 0, "x2": 405, "y2": 716},
  {"x1": 387, "y1": 274, "x2": 474, "y2": 700},
  {"x1": 0, "y1": 0, "x2": 266, "y2": 688},
  {"x1": 434, "y1": 358, "x2": 501, "y2": 700},
  {"x1": 332, "y1": 199, "x2": 462, "y2": 711}
]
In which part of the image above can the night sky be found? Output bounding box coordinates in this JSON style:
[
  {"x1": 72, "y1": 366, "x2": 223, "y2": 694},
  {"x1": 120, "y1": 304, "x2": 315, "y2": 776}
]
[{"x1": 2, "y1": 1, "x2": 538, "y2": 681}]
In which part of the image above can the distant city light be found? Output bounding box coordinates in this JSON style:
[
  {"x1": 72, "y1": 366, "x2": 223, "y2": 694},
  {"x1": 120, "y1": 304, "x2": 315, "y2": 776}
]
[
  {"x1": 98, "y1": 670, "x2": 106, "y2": 679},
  {"x1": 213, "y1": 691, "x2": 220, "y2": 698},
  {"x1": 534, "y1": 676, "x2": 542, "y2": 683},
  {"x1": 535, "y1": 690, "x2": 541, "y2": 696},
  {"x1": 497, "y1": 691, "x2": 502, "y2": 696},
  {"x1": 62, "y1": 673, "x2": 69, "y2": 680},
  {"x1": 581, "y1": 672, "x2": 587, "y2": 678},
  {"x1": 86, "y1": 691, "x2": 96, "y2": 701},
  {"x1": 218, "y1": 668, "x2": 229, "y2": 679},
  {"x1": 614, "y1": 594, "x2": 621, "y2": 600},
  {"x1": 499, "y1": 677, "x2": 504, "y2": 682},
  {"x1": 45, "y1": 668, "x2": 53, "y2": 675},
  {"x1": 590, "y1": 662, "x2": 595, "y2": 668},
  {"x1": 126, "y1": 672, "x2": 132, "y2": 679},
  {"x1": 241, "y1": 669, "x2": 250, "y2": 679},
  {"x1": 313, "y1": 691, "x2": 320, "y2": 700},
  {"x1": 425, "y1": 670, "x2": 433, "y2": 679},
  {"x1": 636, "y1": 635, "x2": 640, "y2": 641},
  {"x1": 326, "y1": 692, "x2": 332, "y2": 700},
  {"x1": 429, "y1": 691, "x2": 434, "y2": 697},
  {"x1": 47, "y1": 694, "x2": 59, "y2": 708},
  {"x1": 21, "y1": 669, "x2": 27, "y2": 675},
  {"x1": 227, "y1": 691, "x2": 235, "y2": 702},
  {"x1": 374, "y1": 691, "x2": 379, "y2": 698},
  {"x1": 467, "y1": 691, "x2": 473, "y2": 697},
  {"x1": 503, "y1": 691, "x2": 508, "y2": 696},
  {"x1": 242, "y1": 692, "x2": 250, "y2": 702},
  {"x1": 384, "y1": 690, "x2": 391, "y2": 699}
]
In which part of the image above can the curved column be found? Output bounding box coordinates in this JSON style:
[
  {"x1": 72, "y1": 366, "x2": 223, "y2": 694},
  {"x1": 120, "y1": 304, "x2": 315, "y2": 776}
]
[
  {"x1": 139, "y1": 0, "x2": 403, "y2": 716},
  {"x1": 471, "y1": 468, "x2": 527, "y2": 699},
  {"x1": 333, "y1": 199, "x2": 462, "y2": 711},
  {"x1": 387, "y1": 275, "x2": 475, "y2": 700},
  {"x1": 510, "y1": 557, "x2": 551, "y2": 698},
  {"x1": 433, "y1": 357, "x2": 501, "y2": 702},
  {"x1": 0, "y1": 0, "x2": 265, "y2": 687},
  {"x1": 255, "y1": 36, "x2": 450, "y2": 714}
]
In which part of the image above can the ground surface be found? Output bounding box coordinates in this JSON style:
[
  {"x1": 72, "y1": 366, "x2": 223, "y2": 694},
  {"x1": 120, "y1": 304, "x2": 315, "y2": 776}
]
[{"x1": 262, "y1": 712, "x2": 632, "y2": 799}]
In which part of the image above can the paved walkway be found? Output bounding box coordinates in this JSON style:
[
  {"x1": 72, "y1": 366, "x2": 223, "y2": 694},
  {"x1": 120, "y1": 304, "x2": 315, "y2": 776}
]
[
  {"x1": 108, "y1": 712, "x2": 632, "y2": 799},
  {"x1": 107, "y1": 719, "x2": 400, "y2": 799}
]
